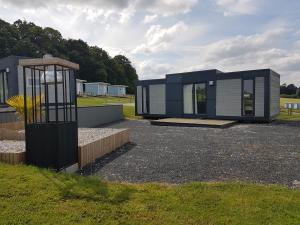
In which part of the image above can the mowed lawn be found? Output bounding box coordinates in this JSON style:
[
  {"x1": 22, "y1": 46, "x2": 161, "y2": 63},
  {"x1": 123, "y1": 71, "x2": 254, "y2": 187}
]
[
  {"x1": 78, "y1": 96, "x2": 300, "y2": 121},
  {"x1": 77, "y1": 96, "x2": 139, "y2": 119},
  {"x1": 0, "y1": 163, "x2": 299, "y2": 225}
]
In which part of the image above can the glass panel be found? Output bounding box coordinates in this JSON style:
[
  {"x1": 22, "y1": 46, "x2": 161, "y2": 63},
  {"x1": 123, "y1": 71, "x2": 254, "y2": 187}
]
[
  {"x1": 143, "y1": 87, "x2": 148, "y2": 113},
  {"x1": 0, "y1": 71, "x2": 8, "y2": 104},
  {"x1": 243, "y1": 79, "x2": 254, "y2": 116},
  {"x1": 0, "y1": 72, "x2": 4, "y2": 103},
  {"x1": 195, "y1": 83, "x2": 206, "y2": 114},
  {"x1": 3, "y1": 73, "x2": 8, "y2": 102},
  {"x1": 183, "y1": 84, "x2": 193, "y2": 114}
]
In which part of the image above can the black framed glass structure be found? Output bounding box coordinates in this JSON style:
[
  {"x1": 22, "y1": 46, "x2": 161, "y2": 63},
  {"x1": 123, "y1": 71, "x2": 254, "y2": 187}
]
[{"x1": 20, "y1": 57, "x2": 79, "y2": 170}]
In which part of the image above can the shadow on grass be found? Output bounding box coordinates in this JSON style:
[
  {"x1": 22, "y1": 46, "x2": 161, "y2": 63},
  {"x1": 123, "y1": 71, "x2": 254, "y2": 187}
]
[
  {"x1": 79, "y1": 142, "x2": 136, "y2": 176},
  {"x1": 39, "y1": 167, "x2": 135, "y2": 204}
]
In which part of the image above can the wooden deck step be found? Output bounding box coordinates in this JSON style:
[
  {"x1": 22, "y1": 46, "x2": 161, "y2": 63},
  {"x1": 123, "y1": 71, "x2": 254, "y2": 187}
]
[{"x1": 151, "y1": 118, "x2": 237, "y2": 128}]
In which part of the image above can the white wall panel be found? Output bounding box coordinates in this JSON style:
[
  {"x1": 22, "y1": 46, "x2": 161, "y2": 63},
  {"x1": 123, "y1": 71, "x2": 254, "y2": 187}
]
[
  {"x1": 255, "y1": 77, "x2": 265, "y2": 117},
  {"x1": 216, "y1": 79, "x2": 241, "y2": 116},
  {"x1": 149, "y1": 84, "x2": 166, "y2": 114}
]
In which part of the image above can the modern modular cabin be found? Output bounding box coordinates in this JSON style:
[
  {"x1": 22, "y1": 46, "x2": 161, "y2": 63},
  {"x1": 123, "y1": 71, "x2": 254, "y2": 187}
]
[
  {"x1": 135, "y1": 69, "x2": 280, "y2": 122},
  {"x1": 0, "y1": 55, "x2": 76, "y2": 107},
  {"x1": 0, "y1": 56, "x2": 28, "y2": 106}
]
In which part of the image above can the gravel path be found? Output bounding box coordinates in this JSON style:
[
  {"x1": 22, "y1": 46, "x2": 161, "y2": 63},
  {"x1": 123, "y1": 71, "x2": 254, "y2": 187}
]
[
  {"x1": 78, "y1": 128, "x2": 126, "y2": 146},
  {"x1": 82, "y1": 120, "x2": 300, "y2": 186},
  {"x1": 0, "y1": 140, "x2": 25, "y2": 152}
]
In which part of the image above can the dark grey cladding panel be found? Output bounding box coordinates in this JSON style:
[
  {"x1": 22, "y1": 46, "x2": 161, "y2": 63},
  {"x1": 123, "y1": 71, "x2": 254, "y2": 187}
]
[
  {"x1": 166, "y1": 74, "x2": 182, "y2": 83},
  {"x1": 217, "y1": 69, "x2": 270, "y2": 80},
  {"x1": 207, "y1": 84, "x2": 216, "y2": 116},
  {"x1": 181, "y1": 70, "x2": 218, "y2": 83},
  {"x1": 166, "y1": 101, "x2": 182, "y2": 116},
  {"x1": 167, "y1": 69, "x2": 219, "y2": 84},
  {"x1": 166, "y1": 83, "x2": 182, "y2": 101},
  {"x1": 135, "y1": 79, "x2": 166, "y2": 86},
  {"x1": 0, "y1": 56, "x2": 27, "y2": 97}
]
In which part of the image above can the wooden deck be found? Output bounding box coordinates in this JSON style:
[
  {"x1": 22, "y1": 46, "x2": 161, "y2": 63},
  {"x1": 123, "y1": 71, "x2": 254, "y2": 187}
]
[{"x1": 151, "y1": 118, "x2": 237, "y2": 128}]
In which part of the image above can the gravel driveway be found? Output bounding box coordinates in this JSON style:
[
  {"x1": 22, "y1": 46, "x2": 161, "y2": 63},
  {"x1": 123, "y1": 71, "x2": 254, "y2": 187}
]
[{"x1": 81, "y1": 120, "x2": 300, "y2": 186}]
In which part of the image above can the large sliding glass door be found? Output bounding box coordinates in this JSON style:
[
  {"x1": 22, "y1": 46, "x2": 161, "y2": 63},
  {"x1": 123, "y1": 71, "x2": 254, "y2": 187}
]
[
  {"x1": 0, "y1": 71, "x2": 8, "y2": 104},
  {"x1": 183, "y1": 83, "x2": 207, "y2": 115}
]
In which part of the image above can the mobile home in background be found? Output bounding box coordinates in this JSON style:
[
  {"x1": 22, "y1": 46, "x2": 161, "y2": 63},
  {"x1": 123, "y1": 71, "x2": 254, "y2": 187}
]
[
  {"x1": 108, "y1": 85, "x2": 127, "y2": 97},
  {"x1": 84, "y1": 82, "x2": 109, "y2": 96},
  {"x1": 76, "y1": 79, "x2": 87, "y2": 95}
]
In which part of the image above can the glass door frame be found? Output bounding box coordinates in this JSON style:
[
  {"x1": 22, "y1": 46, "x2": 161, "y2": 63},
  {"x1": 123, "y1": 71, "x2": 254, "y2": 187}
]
[
  {"x1": 241, "y1": 78, "x2": 255, "y2": 117},
  {"x1": 183, "y1": 82, "x2": 208, "y2": 115},
  {"x1": 0, "y1": 70, "x2": 8, "y2": 105},
  {"x1": 141, "y1": 86, "x2": 149, "y2": 114}
]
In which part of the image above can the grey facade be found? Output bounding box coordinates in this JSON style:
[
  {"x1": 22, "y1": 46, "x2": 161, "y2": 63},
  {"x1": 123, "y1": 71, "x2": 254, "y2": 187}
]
[
  {"x1": 0, "y1": 56, "x2": 28, "y2": 104},
  {"x1": 136, "y1": 69, "x2": 280, "y2": 122}
]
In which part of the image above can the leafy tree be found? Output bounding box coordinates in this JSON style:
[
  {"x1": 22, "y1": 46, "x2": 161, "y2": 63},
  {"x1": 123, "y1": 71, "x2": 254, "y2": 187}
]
[
  {"x1": 0, "y1": 18, "x2": 138, "y2": 94},
  {"x1": 296, "y1": 88, "x2": 300, "y2": 98}
]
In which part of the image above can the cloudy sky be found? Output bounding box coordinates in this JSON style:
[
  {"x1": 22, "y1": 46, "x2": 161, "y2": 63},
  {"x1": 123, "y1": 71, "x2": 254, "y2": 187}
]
[{"x1": 1, "y1": 0, "x2": 300, "y2": 84}]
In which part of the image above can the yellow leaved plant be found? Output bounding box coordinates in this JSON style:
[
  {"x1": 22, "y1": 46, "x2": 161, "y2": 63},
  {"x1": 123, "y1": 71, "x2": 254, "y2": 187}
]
[{"x1": 6, "y1": 95, "x2": 43, "y2": 123}]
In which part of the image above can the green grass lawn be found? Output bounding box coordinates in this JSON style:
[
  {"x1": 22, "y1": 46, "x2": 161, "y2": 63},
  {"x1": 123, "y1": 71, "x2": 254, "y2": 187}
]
[
  {"x1": 77, "y1": 96, "x2": 140, "y2": 119},
  {"x1": 0, "y1": 163, "x2": 299, "y2": 225},
  {"x1": 77, "y1": 96, "x2": 134, "y2": 107},
  {"x1": 77, "y1": 96, "x2": 300, "y2": 121}
]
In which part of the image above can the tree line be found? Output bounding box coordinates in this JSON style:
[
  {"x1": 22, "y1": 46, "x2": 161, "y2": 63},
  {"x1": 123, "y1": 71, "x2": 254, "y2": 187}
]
[
  {"x1": 0, "y1": 19, "x2": 138, "y2": 94},
  {"x1": 280, "y1": 83, "x2": 300, "y2": 98}
]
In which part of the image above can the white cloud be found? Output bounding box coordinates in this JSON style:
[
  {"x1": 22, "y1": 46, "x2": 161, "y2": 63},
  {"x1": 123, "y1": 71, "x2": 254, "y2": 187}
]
[
  {"x1": 143, "y1": 14, "x2": 158, "y2": 24},
  {"x1": 136, "y1": 60, "x2": 174, "y2": 79},
  {"x1": 136, "y1": 0, "x2": 198, "y2": 16},
  {"x1": 202, "y1": 28, "x2": 287, "y2": 61},
  {"x1": 180, "y1": 28, "x2": 300, "y2": 84},
  {"x1": 215, "y1": 0, "x2": 258, "y2": 16},
  {"x1": 132, "y1": 21, "x2": 188, "y2": 54},
  {"x1": 1, "y1": 0, "x2": 198, "y2": 22}
]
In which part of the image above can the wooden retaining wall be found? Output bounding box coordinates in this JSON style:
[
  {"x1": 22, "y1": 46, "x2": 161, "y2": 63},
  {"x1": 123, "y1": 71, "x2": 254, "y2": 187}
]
[
  {"x1": 0, "y1": 152, "x2": 25, "y2": 164},
  {"x1": 78, "y1": 129, "x2": 129, "y2": 168},
  {"x1": 0, "y1": 128, "x2": 130, "y2": 168}
]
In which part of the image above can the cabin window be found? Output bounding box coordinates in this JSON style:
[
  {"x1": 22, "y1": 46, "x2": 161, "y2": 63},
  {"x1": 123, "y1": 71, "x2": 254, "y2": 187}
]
[
  {"x1": 0, "y1": 71, "x2": 8, "y2": 104},
  {"x1": 183, "y1": 83, "x2": 207, "y2": 115},
  {"x1": 195, "y1": 83, "x2": 206, "y2": 114},
  {"x1": 243, "y1": 79, "x2": 254, "y2": 116}
]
